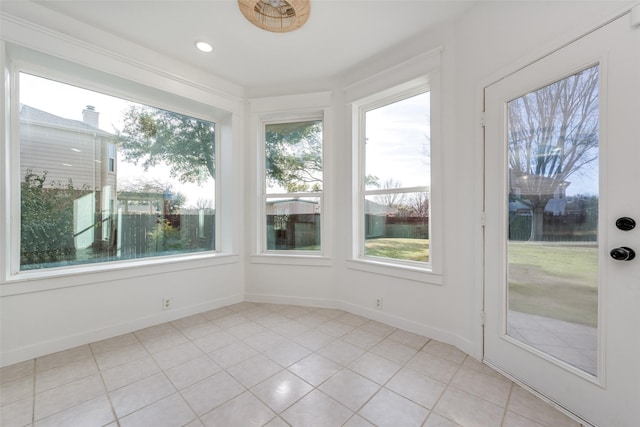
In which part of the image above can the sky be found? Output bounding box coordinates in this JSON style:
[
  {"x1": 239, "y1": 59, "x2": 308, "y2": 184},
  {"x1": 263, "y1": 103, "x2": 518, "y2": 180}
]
[{"x1": 19, "y1": 72, "x2": 215, "y2": 209}]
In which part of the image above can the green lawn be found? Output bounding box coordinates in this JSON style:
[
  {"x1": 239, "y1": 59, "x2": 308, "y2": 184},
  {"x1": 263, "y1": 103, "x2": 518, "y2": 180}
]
[
  {"x1": 364, "y1": 238, "x2": 429, "y2": 262},
  {"x1": 508, "y1": 242, "x2": 598, "y2": 327}
]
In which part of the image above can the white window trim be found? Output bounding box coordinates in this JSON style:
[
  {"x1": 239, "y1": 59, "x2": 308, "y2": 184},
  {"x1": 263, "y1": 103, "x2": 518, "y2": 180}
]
[
  {"x1": 259, "y1": 112, "x2": 325, "y2": 256},
  {"x1": 2, "y1": 43, "x2": 238, "y2": 285},
  {"x1": 346, "y1": 50, "x2": 443, "y2": 285},
  {"x1": 249, "y1": 92, "x2": 332, "y2": 265}
]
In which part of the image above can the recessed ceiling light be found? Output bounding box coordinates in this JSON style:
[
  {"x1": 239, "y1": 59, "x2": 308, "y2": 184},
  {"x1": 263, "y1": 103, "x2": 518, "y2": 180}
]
[{"x1": 195, "y1": 41, "x2": 213, "y2": 53}]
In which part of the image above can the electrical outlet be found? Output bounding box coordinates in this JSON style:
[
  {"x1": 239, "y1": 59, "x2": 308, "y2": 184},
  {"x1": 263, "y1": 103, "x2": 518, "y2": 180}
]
[
  {"x1": 162, "y1": 297, "x2": 173, "y2": 310},
  {"x1": 375, "y1": 297, "x2": 383, "y2": 310}
]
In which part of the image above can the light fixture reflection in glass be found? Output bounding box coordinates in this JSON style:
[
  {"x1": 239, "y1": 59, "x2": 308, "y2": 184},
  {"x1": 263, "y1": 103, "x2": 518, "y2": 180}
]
[{"x1": 195, "y1": 41, "x2": 214, "y2": 53}]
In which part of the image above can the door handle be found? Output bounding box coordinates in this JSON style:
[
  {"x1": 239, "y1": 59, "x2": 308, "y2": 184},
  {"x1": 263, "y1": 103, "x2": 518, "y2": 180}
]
[
  {"x1": 610, "y1": 247, "x2": 636, "y2": 261},
  {"x1": 616, "y1": 217, "x2": 636, "y2": 231}
]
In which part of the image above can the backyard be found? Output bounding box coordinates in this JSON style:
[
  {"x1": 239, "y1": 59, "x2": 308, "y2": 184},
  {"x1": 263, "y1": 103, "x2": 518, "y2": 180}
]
[
  {"x1": 508, "y1": 241, "x2": 598, "y2": 327},
  {"x1": 365, "y1": 237, "x2": 429, "y2": 262}
]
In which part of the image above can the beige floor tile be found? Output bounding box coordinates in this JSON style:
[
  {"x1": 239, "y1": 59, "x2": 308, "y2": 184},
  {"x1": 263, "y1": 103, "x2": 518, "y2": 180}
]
[
  {"x1": 192, "y1": 330, "x2": 238, "y2": 353},
  {"x1": 208, "y1": 341, "x2": 257, "y2": 368},
  {"x1": 449, "y1": 366, "x2": 512, "y2": 407},
  {"x1": 423, "y1": 412, "x2": 461, "y2": 426},
  {"x1": 151, "y1": 341, "x2": 204, "y2": 370},
  {"x1": 316, "y1": 320, "x2": 355, "y2": 338},
  {"x1": 336, "y1": 313, "x2": 370, "y2": 328},
  {"x1": 164, "y1": 356, "x2": 221, "y2": 390},
  {"x1": 319, "y1": 369, "x2": 380, "y2": 411},
  {"x1": 34, "y1": 395, "x2": 114, "y2": 427},
  {"x1": 502, "y1": 411, "x2": 546, "y2": 427},
  {"x1": 226, "y1": 354, "x2": 282, "y2": 388},
  {"x1": 100, "y1": 355, "x2": 161, "y2": 391},
  {"x1": 281, "y1": 389, "x2": 353, "y2": 427},
  {"x1": 250, "y1": 369, "x2": 313, "y2": 413},
  {"x1": 342, "y1": 329, "x2": 384, "y2": 350},
  {"x1": 119, "y1": 393, "x2": 196, "y2": 427},
  {"x1": 434, "y1": 387, "x2": 505, "y2": 427},
  {"x1": 180, "y1": 371, "x2": 244, "y2": 415},
  {"x1": 227, "y1": 321, "x2": 267, "y2": 340},
  {"x1": 370, "y1": 338, "x2": 419, "y2": 364},
  {"x1": 1, "y1": 375, "x2": 32, "y2": 406},
  {"x1": 293, "y1": 329, "x2": 334, "y2": 351},
  {"x1": 405, "y1": 351, "x2": 460, "y2": 384},
  {"x1": 0, "y1": 395, "x2": 33, "y2": 427},
  {"x1": 0, "y1": 360, "x2": 34, "y2": 384},
  {"x1": 35, "y1": 357, "x2": 98, "y2": 393},
  {"x1": 34, "y1": 374, "x2": 105, "y2": 421},
  {"x1": 288, "y1": 353, "x2": 341, "y2": 386},
  {"x1": 507, "y1": 386, "x2": 580, "y2": 427},
  {"x1": 35, "y1": 345, "x2": 92, "y2": 373},
  {"x1": 5, "y1": 302, "x2": 588, "y2": 427},
  {"x1": 263, "y1": 416, "x2": 289, "y2": 427},
  {"x1": 170, "y1": 313, "x2": 209, "y2": 331},
  {"x1": 423, "y1": 340, "x2": 467, "y2": 365},
  {"x1": 344, "y1": 414, "x2": 375, "y2": 426},
  {"x1": 243, "y1": 330, "x2": 287, "y2": 352},
  {"x1": 109, "y1": 372, "x2": 175, "y2": 418},
  {"x1": 89, "y1": 333, "x2": 138, "y2": 355},
  {"x1": 200, "y1": 391, "x2": 275, "y2": 427},
  {"x1": 263, "y1": 340, "x2": 312, "y2": 367},
  {"x1": 387, "y1": 329, "x2": 430, "y2": 350},
  {"x1": 386, "y1": 367, "x2": 446, "y2": 410},
  {"x1": 94, "y1": 342, "x2": 149, "y2": 371},
  {"x1": 348, "y1": 352, "x2": 401, "y2": 385},
  {"x1": 316, "y1": 339, "x2": 365, "y2": 366},
  {"x1": 358, "y1": 388, "x2": 429, "y2": 427},
  {"x1": 179, "y1": 321, "x2": 221, "y2": 341}
]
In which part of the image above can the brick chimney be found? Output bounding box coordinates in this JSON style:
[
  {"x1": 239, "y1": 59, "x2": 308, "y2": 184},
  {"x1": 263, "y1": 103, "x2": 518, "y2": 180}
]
[{"x1": 82, "y1": 105, "x2": 99, "y2": 128}]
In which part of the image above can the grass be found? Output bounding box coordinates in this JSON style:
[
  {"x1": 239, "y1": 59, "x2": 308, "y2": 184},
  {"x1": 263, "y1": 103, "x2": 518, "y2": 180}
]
[
  {"x1": 364, "y1": 238, "x2": 429, "y2": 262},
  {"x1": 508, "y1": 241, "x2": 598, "y2": 327},
  {"x1": 363, "y1": 238, "x2": 598, "y2": 327}
]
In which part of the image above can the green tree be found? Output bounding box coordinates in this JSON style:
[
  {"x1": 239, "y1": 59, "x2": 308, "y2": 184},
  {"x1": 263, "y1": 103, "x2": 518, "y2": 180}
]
[
  {"x1": 116, "y1": 105, "x2": 215, "y2": 183},
  {"x1": 265, "y1": 121, "x2": 322, "y2": 192},
  {"x1": 20, "y1": 170, "x2": 87, "y2": 268},
  {"x1": 508, "y1": 65, "x2": 599, "y2": 241}
]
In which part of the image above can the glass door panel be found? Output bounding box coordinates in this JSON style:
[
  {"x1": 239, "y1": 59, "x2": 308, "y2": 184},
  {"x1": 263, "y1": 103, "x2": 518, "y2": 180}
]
[{"x1": 506, "y1": 65, "x2": 599, "y2": 375}]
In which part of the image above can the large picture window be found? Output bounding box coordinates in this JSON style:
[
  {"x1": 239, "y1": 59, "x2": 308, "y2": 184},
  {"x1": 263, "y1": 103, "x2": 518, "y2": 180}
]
[
  {"x1": 18, "y1": 72, "x2": 217, "y2": 271},
  {"x1": 264, "y1": 119, "x2": 323, "y2": 252},
  {"x1": 360, "y1": 91, "x2": 431, "y2": 264}
]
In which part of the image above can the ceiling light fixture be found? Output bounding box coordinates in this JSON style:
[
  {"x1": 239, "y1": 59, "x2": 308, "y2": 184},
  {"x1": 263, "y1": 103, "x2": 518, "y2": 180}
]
[
  {"x1": 195, "y1": 41, "x2": 214, "y2": 53},
  {"x1": 238, "y1": 0, "x2": 310, "y2": 33}
]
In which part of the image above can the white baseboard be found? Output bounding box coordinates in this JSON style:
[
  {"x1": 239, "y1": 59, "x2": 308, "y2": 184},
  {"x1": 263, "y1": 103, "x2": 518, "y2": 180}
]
[{"x1": 0, "y1": 293, "x2": 243, "y2": 367}]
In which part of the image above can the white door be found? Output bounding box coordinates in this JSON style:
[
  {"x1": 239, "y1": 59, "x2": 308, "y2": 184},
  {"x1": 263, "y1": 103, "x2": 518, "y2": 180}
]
[{"x1": 484, "y1": 11, "x2": 640, "y2": 427}]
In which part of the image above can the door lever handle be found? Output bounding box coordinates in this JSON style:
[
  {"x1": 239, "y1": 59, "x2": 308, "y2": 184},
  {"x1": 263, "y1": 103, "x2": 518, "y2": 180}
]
[{"x1": 610, "y1": 247, "x2": 636, "y2": 261}]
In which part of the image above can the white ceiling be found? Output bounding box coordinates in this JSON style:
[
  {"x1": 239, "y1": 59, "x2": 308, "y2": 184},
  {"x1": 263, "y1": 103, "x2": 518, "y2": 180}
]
[{"x1": 3, "y1": 1, "x2": 477, "y2": 92}]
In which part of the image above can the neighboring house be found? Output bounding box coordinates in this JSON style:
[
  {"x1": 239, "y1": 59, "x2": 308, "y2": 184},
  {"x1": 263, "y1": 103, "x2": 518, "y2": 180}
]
[{"x1": 19, "y1": 104, "x2": 117, "y2": 249}]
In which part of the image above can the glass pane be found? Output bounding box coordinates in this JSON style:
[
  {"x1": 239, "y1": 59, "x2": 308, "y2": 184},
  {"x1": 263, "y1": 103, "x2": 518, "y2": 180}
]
[
  {"x1": 364, "y1": 192, "x2": 429, "y2": 262},
  {"x1": 265, "y1": 120, "x2": 322, "y2": 193},
  {"x1": 19, "y1": 73, "x2": 216, "y2": 270},
  {"x1": 365, "y1": 92, "x2": 430, "y2": 190},
  {"x1": 266, "y1": 197, "x2": 320, "y2": 251},
  {"x1": 506, "y1": 65, "x2": 599, "y2": 375}
]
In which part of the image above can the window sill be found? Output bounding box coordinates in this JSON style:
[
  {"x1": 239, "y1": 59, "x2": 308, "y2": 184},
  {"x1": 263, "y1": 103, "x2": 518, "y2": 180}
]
[
  {"x1": 1, "y1": 253, "x2": 240, "y2": 296},
  {"x1": 250, "y1": 254, "x2": 332, "y2": 267},
  {"x1": 346, "y1": 258, "x2": 443, "y2": 285}
]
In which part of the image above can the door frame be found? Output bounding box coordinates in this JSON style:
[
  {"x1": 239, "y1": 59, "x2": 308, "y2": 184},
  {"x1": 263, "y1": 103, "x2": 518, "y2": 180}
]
[{"x1": 478, "y1": 6, "x2": 639, "y2": 426}]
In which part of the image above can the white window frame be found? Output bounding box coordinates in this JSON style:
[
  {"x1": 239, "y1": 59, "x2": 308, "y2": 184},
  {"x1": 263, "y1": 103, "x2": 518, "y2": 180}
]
[
  {"x1": 346, "y1": 50, "x2": 443, "y2": 284},
  {"x1": 261, "y1": 114, "x2": 324, "y2": 255},
  {"x1": 2, "y1": 44, "x2": 236, "y2": 285},
  {"x1": 249, "y1": 92, "x2": 332, "y2": 266}
]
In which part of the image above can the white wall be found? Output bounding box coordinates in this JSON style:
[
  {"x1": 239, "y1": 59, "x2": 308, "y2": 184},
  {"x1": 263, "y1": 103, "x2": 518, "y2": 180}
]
[
  {"x1": 245, "y1": 0, "x2": 633, "y2": 359},
  {"x1": 1, "y1": 1, "x2": 632, "y2": 367},
  {"x1": 0, "y1": 7, "x2": 247, "y2": 366}
]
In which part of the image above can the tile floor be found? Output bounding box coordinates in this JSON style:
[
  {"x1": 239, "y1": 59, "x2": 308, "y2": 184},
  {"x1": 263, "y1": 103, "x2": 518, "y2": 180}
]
[{"x1": 1, "y1": 302, "x2": 584, "y2": 427}]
